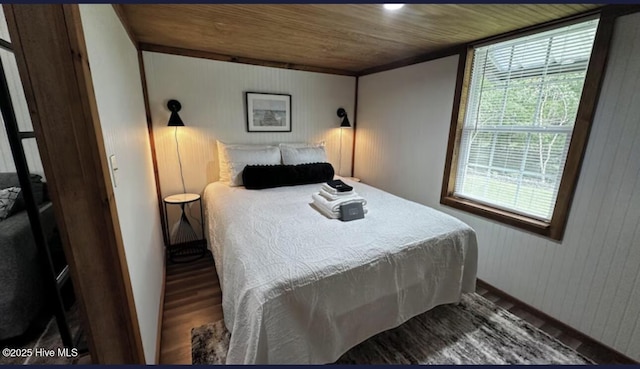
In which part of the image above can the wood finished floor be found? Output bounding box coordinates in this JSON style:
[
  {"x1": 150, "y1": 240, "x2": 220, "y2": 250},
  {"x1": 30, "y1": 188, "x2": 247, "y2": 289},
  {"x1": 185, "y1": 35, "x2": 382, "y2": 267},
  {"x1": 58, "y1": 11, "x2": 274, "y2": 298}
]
[
  {"x1": 475, "y1": 283, "x2": 635, "y2": 364},
  {"x1": 160, "y1": 253, "x2": 223, "y2": 364},
  {"x1": 159, "y1": 252, "x2": 636, "y2": 364}
]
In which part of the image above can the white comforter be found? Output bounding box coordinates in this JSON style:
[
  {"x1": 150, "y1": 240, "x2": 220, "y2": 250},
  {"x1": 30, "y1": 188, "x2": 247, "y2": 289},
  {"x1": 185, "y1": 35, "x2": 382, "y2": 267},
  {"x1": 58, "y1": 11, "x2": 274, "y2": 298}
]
[{"x1": 204, "y1": 179, "x2": 478, "y2": 364}]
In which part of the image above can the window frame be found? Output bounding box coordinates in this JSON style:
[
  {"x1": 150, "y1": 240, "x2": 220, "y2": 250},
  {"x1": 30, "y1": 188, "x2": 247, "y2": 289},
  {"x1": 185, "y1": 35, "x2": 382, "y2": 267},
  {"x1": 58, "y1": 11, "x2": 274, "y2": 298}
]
[{"x1": 441, "y1": 12, "x2": 615, "y2": 241}]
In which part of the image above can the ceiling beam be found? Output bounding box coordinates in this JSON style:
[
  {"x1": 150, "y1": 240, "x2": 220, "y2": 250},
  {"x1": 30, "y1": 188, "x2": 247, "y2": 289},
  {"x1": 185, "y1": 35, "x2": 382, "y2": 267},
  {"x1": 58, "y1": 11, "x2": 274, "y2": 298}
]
[
  {"x1": 357, "y1": 45, "x2": 466, "y2": 77},
  {"x1": 139, "y1": 43, "x2": 357, "y2": 77}
]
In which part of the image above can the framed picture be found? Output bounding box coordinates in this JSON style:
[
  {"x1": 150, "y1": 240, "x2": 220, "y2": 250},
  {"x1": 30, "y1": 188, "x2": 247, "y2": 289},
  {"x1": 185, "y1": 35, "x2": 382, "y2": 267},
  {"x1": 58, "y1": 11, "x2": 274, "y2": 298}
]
[{"x1": 245, "y1": 92, "x2": 292, "y2": 132}]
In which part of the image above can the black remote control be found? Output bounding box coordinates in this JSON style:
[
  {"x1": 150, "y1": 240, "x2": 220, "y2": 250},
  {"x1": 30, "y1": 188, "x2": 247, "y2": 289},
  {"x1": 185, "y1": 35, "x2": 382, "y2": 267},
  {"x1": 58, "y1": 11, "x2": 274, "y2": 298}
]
[{"x1": 327, "y1": 179, "x2": 353, "y2": 192}]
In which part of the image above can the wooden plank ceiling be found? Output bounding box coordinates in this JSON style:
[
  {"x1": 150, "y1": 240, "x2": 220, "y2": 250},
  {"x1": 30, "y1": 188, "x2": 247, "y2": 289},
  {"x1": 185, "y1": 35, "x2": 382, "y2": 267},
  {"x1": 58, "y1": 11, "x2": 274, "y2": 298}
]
[{"x1": 122, "y1": 4, "x2": 600, "y2": 75}]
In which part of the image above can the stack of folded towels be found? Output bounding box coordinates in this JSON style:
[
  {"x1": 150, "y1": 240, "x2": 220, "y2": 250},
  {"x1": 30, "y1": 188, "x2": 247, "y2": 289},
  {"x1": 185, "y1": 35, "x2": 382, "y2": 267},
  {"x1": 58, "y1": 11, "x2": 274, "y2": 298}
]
[{"x1": 312, "y1": 181, "x2": 368, "y2": 219}]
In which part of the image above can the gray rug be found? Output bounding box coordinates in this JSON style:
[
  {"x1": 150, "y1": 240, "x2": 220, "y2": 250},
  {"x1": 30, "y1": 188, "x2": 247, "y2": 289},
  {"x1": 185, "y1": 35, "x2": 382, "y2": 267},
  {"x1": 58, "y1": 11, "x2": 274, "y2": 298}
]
[{"x1": 191, "y1": 293, "x2": 593, "y2": 364}]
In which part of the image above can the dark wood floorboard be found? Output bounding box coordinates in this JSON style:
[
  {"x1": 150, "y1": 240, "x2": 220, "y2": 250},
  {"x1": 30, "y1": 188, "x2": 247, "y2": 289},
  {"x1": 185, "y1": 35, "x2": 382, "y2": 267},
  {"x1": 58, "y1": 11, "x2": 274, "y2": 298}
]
[
  {"x1": 160, "y1": 252, "x2": 222, "y2": 364},
  {"x1": 158, "y1": 253, "x2": 637, "y2": 364},
  {"x1": 476, "y1": 281, "x2": 637, "y2": 364}
]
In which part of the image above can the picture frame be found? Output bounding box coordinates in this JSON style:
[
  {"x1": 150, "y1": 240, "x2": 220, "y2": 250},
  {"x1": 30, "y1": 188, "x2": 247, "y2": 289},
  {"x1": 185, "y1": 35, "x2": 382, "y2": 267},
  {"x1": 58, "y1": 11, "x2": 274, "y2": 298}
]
[{"x1": 245, "y1": 92, "x2": 292, "y2": 132}]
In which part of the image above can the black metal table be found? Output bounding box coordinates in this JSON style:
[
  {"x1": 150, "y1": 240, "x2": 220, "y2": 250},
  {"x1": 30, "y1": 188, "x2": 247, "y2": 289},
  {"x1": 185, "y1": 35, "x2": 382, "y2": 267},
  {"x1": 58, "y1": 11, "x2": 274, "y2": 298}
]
[{"x1": 163, "y1": 193, "x2": 207, "y2": 263}]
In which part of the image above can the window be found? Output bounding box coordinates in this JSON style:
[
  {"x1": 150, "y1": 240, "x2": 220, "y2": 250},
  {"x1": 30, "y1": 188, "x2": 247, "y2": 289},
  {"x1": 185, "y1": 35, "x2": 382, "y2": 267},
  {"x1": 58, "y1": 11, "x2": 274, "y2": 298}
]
[{"x1": 441, "y1": 15, "x2": 613, "y2": 240}]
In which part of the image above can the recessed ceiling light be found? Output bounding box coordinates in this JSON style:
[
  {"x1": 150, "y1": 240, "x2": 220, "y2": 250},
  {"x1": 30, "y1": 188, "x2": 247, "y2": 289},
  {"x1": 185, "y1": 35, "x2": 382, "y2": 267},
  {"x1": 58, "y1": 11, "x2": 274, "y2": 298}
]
[{"x1": 383, "y1": 4, "x2": 405, "y2": 10}]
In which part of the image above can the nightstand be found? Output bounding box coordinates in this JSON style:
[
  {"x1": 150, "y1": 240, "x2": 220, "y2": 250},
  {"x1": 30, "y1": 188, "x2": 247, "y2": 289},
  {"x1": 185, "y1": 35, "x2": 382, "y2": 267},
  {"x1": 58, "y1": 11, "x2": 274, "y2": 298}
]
[
  {"x1": 163, "y1": 193, "x2": 207, "y2": 263},
  {"x1": 344, "y1": 177, "x2": 361, "y2": 182}
]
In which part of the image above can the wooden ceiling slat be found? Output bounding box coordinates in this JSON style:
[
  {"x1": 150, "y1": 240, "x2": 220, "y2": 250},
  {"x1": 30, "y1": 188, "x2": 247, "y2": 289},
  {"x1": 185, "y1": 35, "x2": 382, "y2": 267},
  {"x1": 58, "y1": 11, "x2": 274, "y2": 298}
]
[{"x1": 122, "y1": 4, "x2": 601, "y2": 74}]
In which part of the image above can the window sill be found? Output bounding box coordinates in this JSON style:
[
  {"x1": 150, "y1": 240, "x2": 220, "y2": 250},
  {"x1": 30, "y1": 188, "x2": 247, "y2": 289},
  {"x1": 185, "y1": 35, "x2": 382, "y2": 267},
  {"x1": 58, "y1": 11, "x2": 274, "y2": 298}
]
[{"x1": 440, "y1": 195, "x2": 560, "y2": 240}]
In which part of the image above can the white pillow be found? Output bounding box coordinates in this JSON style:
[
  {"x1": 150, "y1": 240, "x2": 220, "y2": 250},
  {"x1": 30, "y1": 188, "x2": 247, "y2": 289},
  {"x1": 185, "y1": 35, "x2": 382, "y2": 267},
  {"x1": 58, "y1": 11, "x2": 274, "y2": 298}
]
[
  {"x1": 217, "y1": 141, "x2": 281, "y2": 186},
  {"x1": 280, "y1": 143, "x2": 327, "y2": 165},
  {"x1": 217, "y1": 141, "x2": 273, "y2": 182}
]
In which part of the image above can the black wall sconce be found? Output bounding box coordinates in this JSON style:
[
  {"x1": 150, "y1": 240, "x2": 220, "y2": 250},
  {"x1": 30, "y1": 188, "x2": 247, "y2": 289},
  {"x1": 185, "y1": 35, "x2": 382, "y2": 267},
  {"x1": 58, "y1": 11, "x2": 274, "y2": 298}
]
[
  {"x1": 166, "y1": 99, "x2": 186, "y2": 193},
  {"x1": 165, "y1": 99, "x2": 200, "y2": 252},
  {"x1": 167, "y1": 99, "x2": 185, "y2": 127},
  {"x1": 337, "y1": 108, "x2": 351, "y2": 128},
  {"x1": 336, "y1": 107, "x2": 352, "y2": 176}
]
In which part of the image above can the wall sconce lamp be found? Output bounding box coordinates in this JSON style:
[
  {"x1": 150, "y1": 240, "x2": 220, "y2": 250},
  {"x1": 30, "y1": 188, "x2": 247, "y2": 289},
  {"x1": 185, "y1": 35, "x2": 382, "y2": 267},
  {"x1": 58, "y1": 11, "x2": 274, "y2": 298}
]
[
  {"x1": 166, "y1": 99, "x2": 186, "y2": 194},
  {"x1": 336, "y1": 107, "x2": 352, "y2": 176},
  {"x1": 337, "y1": 107, "x2": 351, "y2": 128},
  {"x1": 166, "y1": 99, "x2": 199, "y2": 247},
  {"x1": 167, "y1": 99, "x2": 185, "y2": 127}
]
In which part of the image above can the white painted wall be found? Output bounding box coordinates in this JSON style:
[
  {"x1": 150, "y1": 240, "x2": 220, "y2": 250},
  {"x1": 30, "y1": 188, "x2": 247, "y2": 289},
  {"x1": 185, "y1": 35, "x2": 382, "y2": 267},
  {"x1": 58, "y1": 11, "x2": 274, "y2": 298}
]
[
  {"x1": 355, "y1": 13, "x2": 640, "y2": 361},
  {"x1": 143, "y1": 52, "x2": 356, "y2": 198},
  {"x1": 79, "y1": 5, "x2": 165, "y2": 364}
]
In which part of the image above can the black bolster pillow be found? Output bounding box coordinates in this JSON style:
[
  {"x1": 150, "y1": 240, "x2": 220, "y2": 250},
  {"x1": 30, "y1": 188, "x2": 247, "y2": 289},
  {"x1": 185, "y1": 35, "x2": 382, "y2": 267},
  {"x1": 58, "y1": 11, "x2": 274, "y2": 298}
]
[{"x1": 243, "y1": 163, "x2": 335, "y2": 190}]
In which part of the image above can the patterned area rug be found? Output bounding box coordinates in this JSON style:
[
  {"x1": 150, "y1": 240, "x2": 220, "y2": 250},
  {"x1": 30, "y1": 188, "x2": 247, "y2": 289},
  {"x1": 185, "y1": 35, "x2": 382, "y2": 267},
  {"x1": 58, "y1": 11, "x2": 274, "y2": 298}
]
[{"x1": 191, "y1": 293, "x2": 593, "y2": 364}]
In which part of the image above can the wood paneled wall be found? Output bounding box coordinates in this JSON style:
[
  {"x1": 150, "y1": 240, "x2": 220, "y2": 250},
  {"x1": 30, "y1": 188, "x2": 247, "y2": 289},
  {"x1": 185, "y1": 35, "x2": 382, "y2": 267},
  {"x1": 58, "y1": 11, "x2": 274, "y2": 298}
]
[
  {"x1": 354, "y1": 12, "x2": 640, "y2": 361},
  {"x1": 4, "y1": 4, "x2": 145, "y2": 363},
  {"x1": 142, "y1": 51, "x2": 356, "y2": 198}
]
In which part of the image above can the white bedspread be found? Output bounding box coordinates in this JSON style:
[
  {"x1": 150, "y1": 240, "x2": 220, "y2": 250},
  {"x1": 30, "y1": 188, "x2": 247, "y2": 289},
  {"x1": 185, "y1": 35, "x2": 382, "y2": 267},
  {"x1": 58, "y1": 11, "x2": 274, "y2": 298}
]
[{"x1": 204, "y1": 179, "x2": 478, "y2": 364}]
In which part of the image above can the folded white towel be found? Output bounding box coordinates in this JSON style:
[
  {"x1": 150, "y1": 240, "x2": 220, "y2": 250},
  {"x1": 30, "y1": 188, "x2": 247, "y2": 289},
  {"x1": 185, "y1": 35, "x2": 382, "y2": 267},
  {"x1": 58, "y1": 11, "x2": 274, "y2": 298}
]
[
  {"x1": 312, "y1": 199, "x2": 369, "y2": 219},
  {"x1": 312, "y1": 202, "x2": 340, "y2": 219},
  {"x1": 319, "y1": 188, "x2": 360, "y2": 202},
  {"x1": 321, "y1": 183, "x2": 354, "y2": 196},
  {"x1": 312, "y1": 193, "x2": 367, "y2": 213}
]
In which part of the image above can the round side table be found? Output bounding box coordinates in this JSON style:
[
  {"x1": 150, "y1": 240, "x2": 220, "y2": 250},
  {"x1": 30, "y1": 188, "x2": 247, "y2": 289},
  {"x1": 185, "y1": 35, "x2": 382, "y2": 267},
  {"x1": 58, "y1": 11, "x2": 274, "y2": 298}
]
[{"x1": 163, "y1": 193, "x2": 206, "y2": 263}]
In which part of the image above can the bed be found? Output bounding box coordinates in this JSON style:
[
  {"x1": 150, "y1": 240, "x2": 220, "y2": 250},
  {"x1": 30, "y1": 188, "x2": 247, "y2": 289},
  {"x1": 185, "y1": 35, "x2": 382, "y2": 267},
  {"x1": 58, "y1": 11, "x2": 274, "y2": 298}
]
[{"x1": 203, "y1": 178, "x2": 478, "y2": 364}]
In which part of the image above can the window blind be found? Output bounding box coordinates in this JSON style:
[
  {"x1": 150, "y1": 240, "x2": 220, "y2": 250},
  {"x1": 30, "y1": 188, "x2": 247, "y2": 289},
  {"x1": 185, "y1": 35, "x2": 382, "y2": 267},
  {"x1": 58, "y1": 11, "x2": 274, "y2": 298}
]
[{"x1": 454, "y1": 19, "x2": 599, "y2": 221}]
